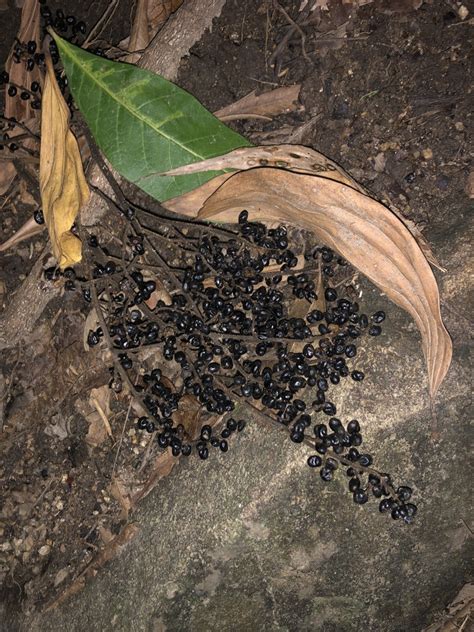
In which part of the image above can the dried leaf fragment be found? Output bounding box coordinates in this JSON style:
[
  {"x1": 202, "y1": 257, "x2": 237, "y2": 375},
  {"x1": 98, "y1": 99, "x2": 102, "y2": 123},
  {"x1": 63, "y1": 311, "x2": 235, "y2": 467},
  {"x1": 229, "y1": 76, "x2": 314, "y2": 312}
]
[
  {"x1": 148, "y1": 0, "x2": 184, "y2": 31},
  {"x1": 40, "y1": 54, "x2": 89, "y2": 269},
  {"x1": 125, "y1": 0, "x2": 150, "y2": 63},
  {"x1": 0, "y1": 216, "x2": 44, "y2": 254},
  {"x1": 214, "y1": 85, "x2": 302, "y2": 121}
]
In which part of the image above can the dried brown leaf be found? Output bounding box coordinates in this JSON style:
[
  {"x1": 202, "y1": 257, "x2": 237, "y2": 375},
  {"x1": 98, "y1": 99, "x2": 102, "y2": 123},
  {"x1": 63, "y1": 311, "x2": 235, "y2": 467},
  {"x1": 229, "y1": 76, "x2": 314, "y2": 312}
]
[
  {"x1": 173, "y1": 393, "x2": 203, "y2": 441},
  {"x1": 148, "y1": 0, "x2": 184, "y2": 31},
  {"x1": 0, "y1": 161, "x2": 17, "y2": 196},
  {"x1": 5, "y1": 0, "x2": 41, "y2": 120},
  {"x1": 0, "y1": 118, "x2": 39, "y2": 194},
  {"x1": 40, "y1": 54, "x2": 89, "y2": 269},
  {"x1": 18, "y1": 179, "x2": 37, "y2": 207},
  {"x1": 83, "y1": 308, "x2": 100, "y2": 351},
  {"x1": 162, "y1": 144, "x2": 358, "y2": 186},
  {"x1": 195, "y1": 168, "x2": 451, "y2": 397},
  {"x1": 144, "y1": 277, "x2": 172, "y2": 309},
  {"x1": 131, "y1": 451, "x2": 177, "y2": 504},
  {"x1": 214, "y1": 85, "x2": 302, "y2": 121},
  {"x1": 98, "y1": 525, "x2": 114, "y2": 545},
  {"x1": 125, "y1": 0, "x2": 150, "y2": 63},
  {"x1": 164, "y1": 145, "x2": 441, "y2": 267},
  {"x1": 0, "y1": 216, "x2": 44, "y2": 254}
]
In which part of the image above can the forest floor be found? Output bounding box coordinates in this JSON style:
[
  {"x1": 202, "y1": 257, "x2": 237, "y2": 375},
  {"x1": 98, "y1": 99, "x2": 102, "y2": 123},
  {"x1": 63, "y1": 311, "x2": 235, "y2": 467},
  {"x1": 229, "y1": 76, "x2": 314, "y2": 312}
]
[{"x1": 0, "y1": 1, "x2": 472, "y2": 631}]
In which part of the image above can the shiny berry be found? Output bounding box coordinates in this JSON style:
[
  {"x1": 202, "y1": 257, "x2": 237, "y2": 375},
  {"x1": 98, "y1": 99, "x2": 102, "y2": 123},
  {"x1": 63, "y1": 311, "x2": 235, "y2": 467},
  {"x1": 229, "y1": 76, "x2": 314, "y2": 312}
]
[
  {"x1": 369, "y1": 325, "x2": 382, "y2": 336},
  {"x1": 307, "y1": 455, "x2": 322, "y2": 468},
  {"x1": 353, "y1": 489, "x2": 369, "y2": 504},
  {"x1": 33, "y1": 209, "x2": 44, "y2": 224}
]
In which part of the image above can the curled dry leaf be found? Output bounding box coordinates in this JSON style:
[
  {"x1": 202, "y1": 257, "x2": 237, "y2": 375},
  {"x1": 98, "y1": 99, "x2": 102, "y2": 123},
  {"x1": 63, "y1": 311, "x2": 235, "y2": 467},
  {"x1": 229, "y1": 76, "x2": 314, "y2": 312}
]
[
  {"x1": 40, "y1": 54, "x2": 89, "y2": 269},
  {"x1": 164, "y1": 145, "x2": 441, "y2": 267},
  {"x1": 5, "y1": 0, "x2": 41, "y2": 120},
  {"x1": 214, "y1": 85, "x2": 302, "y2": 121},
  {"x1": 131, "y1": 451, "x2": 177, "y2": 504},
  {"x1": 189, "y1": 167, "x2": 451, "y2": 398},
  {"x1": 0, "y1": 161, "x2": 17, "y2": 197},
  {"x1": 162, "y1": 144, "x2": 357, "y2": 186}
]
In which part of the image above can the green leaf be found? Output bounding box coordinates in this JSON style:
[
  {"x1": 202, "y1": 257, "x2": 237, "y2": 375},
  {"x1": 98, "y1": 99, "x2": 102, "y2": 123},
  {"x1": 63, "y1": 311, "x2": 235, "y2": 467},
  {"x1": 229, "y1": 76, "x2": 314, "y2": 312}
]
[{"x1": 52, "y1": 33, "x2": 251, "y2": 202}]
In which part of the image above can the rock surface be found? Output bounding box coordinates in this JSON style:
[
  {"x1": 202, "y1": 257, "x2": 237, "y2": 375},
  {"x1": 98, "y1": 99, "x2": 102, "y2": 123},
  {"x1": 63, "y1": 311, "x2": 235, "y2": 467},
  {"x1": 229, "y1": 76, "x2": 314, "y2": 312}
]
[{"x1": 23, "y1": 215, "x2": 473, "y2": 632}]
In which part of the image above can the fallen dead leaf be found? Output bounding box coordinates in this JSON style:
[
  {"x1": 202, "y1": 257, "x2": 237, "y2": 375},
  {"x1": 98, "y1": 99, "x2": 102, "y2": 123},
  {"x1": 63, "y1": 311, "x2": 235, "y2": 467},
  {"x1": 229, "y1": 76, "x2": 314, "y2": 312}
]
[
  {"x1": 39, "y1": 51, "x2": 89, "y2": 269},
  {"x1": 173, "y1": 393, "x2": 203, "y2": 441},
  {"x1": 165, "y1": 149, "x2": 451, "y2": 397},
  {"x1": 148, "y1": 0, "x2": 184, "y2": 31},
  {"x1": 0, "y1": 117, "x2": 39, "y2": 195},
  {"x1": 144, "y1": 277, "x2": 172, "y2": 309},
  {"x1": 422, "y1": 582, "x2": 474, "y2": 632},
  {"x1": 0, "y1": 216, "x2": 44, "y2": 254},
  {"x1": 53, "y1": 568, "x2": 69, "y2": 587},
  {"x1": 18, "y1": 179, "x2": 38, "y2": 207},
  {"x1": 162, "y1": 144, "x2": 360, "y2": 188},
  {"x1": 124, "y1": 0, "x2": 150, "y2": 63},
  {"x1": 132, "y1": 451, "x2": 177, "y2": 504},
  {"x1": 83, "y1": 308, "x2": 101, "y2": 351},
  {"x1": 5, "y1": 0, "x2": 41, "y2": 121},
  {"x1": 98, "y1": 526, "x2": 114, "y2": 545},
  {"x1": 164, "y1": 144, "x2": 441, "y2": 269},
  {"x1": 0, "y1": 161, "x2": 17, "y2": 196},
  {"x1": 214, "y1": 85, "x2": 302, "y2": 121}
]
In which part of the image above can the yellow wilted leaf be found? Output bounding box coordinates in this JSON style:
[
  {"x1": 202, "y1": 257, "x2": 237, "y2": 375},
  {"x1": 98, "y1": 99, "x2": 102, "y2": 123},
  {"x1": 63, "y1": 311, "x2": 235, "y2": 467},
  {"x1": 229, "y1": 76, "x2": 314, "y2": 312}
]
[{"x1": 40, "y1": 55, "x2": 89, "y2": 269}]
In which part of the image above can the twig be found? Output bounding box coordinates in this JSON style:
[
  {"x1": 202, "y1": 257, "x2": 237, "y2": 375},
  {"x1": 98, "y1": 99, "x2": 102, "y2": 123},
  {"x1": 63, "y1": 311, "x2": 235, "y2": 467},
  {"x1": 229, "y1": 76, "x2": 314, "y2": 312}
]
[
  {"x1": 82, "y1": 0, "x2": 120, "y2": 49},
  {"x1": 273, "y1": 0, "x2": 310, "y2": 62},
  {"x1": 112, "y1": 399, "x2": 133, "y2": 479}
]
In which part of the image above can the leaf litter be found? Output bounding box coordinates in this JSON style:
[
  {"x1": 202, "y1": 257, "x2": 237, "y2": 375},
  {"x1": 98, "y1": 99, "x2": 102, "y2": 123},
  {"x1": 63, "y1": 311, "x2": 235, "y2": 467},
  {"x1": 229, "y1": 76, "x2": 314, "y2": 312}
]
[{"x1": 0, "y1": 0, "x2": 460, "y2": 615}]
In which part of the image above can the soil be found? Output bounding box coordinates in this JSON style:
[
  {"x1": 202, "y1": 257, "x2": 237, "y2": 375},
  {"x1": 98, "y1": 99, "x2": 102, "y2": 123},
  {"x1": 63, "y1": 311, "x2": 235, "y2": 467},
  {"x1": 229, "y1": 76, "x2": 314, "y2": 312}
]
[{"x1": 0, "y1": 0, "x2": 472, "y2": 630}]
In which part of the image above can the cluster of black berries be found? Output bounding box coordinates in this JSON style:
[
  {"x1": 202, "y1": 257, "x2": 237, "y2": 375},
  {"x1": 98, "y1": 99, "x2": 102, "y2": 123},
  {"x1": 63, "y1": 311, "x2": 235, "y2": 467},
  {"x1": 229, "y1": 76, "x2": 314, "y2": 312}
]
[
  {"x1": 308, "y1": 418, "x2": 417, "y2": 522},
  {"x1": 63, "y1": 201, "x2": 416, "y2": 523},
  {"x1": 39, "y1": 2, "x2": 86, "y2": 40},
  {"x1": 1, "y1": 42, "x2": 42, "y2": 111},
  {"x1": 0, "y1": 115, "x2": 19, "y2": 154},
  {"x1": 0, "y1": 3, "x2": 90, "y2": 122}
]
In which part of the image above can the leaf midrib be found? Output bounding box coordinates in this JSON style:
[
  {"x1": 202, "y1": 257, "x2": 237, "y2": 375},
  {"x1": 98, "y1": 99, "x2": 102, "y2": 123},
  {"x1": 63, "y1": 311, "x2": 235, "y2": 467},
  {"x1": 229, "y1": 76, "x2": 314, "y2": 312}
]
[{"x1": 59, "y1": 41, "x2": 203, "y2": 164}]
